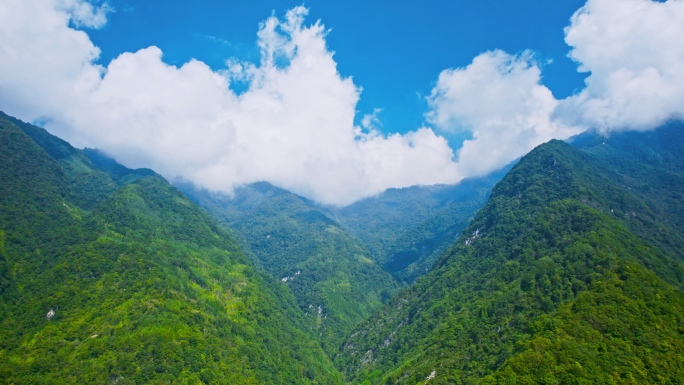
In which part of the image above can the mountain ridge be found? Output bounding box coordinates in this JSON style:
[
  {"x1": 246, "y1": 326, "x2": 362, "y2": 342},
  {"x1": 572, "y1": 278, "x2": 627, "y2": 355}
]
[
  {"x1": 332, "y1": 168, "x2": 510, "y2": 283},
  {"x1": 4, "y1": 109, "x2": 684, "y2": 384},
  {"x1": 0, "y1": 113, "x2": 342, "y2": 384},
  {"x1": 336, "y1": 139, "x2": 684, "y2": 383}
]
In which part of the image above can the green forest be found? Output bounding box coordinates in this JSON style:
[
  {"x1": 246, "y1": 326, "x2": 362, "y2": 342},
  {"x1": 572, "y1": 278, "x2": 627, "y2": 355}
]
[
  {"x1": 0, "y1": 114, "x2": 341, "y2": 384},
  {"x1": 179, "y1": 182, "x2": 402, "y2": 355},
  {"x1": 336, "y1": 139, "x2": 684, "y2": 384},
  {"x1": 2, "y1": 110, "x2": 684, "y2": 384}
]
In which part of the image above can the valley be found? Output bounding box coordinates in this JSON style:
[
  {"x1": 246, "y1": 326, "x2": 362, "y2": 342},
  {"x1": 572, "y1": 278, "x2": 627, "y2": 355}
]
[
  {"x1": 3, "y1": 0, "x2": 684, "y2": 383},
  {"x1": 2, "y1": 111, "x2": 684, "y2": 383}
]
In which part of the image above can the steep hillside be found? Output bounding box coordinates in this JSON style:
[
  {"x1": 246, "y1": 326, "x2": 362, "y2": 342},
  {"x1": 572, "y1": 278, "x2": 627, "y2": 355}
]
[
  {"x1": 178, "y1": 182, "x2": 402, "y2": 355},
  {"x1": 570, "y1": 123, "x2": 684, "y2": 260},
  {"x1": 0, "y1": 114, "x2": 341, "y2": 384},
  {"x1": 333, "y1": 169, "x2": 509, "y2": 282},
  {"x1": 336, "y1": 140, "x2": 684, "y2": 384}
]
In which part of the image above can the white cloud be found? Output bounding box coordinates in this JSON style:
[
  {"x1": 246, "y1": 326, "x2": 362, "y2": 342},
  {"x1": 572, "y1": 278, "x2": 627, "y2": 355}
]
[
  {"x1": 0, "y1": 0, "x2": 105, "y2": 122},
  {"x1": 425, "y1": 0, "x2": 684, "y2": 178},
  {"x1": 3, "y1": 0, "x2": 682, "y2": 206},
  {"x1": 426, "y1": 50, "x2": 582, "y2": 178},
  {"x1": 0, "y1": 1, "x2": 461, "y2": 206},
  {"x1": 360, "y1": 108, "x2": 383, "y2": 131},
  {"x1": 557, "y1": 0, "x2": 684, "y2": 131},
  {"x1": 58, "y1": 0, "x2": 112, "y2": 28}
]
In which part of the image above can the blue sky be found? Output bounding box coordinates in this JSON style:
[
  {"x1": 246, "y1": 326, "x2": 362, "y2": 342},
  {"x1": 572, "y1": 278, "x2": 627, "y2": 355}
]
[
  {"x1": 2, "y1": 0, "x2": 683, "y2": 205},
  {"x1": 89, "y1": 0, "x2": 587, "y2": 133}
]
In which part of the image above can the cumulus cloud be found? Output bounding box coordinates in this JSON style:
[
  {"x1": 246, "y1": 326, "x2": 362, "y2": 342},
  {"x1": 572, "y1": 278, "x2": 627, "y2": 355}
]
[
  {"x1": 425, "y1": 0, "x2": 684, "y2": 179},
  {"x1": 58, "y1": 0, "x2": 112, "y2": 28},
  {"x1": 0, "y1": 1, "x2": 461, "y2": 205},
  {"x1": 360, "y1": 108, "x2": 383, "y2": 131},
  {"x1": 3, "y1": 0, "x2": 683, "y2": 205},
  {"x1": 426, "y1": 50, "x2": 582, "y2": 178},
  {"x1": 0, "y1": 0, "x2": 105, "y2": 122},
  {"x1": 557, "y1": 0, "x2": 684, "y2": 131}
]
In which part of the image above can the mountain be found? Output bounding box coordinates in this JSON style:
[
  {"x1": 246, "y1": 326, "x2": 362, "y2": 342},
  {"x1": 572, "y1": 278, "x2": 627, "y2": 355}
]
[
  {"x1": 0, "y1": 113, "x2": 342, "y2": 384},
  {"x1": 569, "y1": 123, "x2": 684, "y2": 260},
  {"x1": 177, "y1": 182, "x2": 402, "y2": 355},
  {"x1": 336, "y1": 138, "x2": 684, "y2": 383},
  {"x1": 5, "y1": 106, "x2": 684, "y2": 384},
  {"x1": 333, "y1": 169, "x2": 509, "y2": 283}
]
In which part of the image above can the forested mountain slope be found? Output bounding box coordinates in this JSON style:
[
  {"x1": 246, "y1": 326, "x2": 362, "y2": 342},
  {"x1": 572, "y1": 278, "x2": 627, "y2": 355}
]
[
  {"x1": 0, "y1": 114, "x2": 342, "y2": 384},
  {"x1": 570, "y1": 123, "x2": 684, "y2": 260},
  {"x1": 333, "y1": 169, "x2": 510, "y2": 283},
  {"x1": 178, "y1": 182, "x2": 402, "y2": 355},
  {"x1": 336, "y1": 139, "x2": 684, "y2": 384}
]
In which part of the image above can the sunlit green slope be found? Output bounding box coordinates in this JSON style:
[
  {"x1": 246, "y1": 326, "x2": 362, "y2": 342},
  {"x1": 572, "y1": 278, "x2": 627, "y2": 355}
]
[
  {"x1": 0, "y1": 114, "x2": 342, "y2": 384},
  {"x1": 570, "y1": 123, "x2": 684, "y2": 260},
  {"x1": 179, "y1": 182, "x2": 402, "y2": 355},
  {"x1": 337, "y1": 139, "x2": 684, "y2": 384}
]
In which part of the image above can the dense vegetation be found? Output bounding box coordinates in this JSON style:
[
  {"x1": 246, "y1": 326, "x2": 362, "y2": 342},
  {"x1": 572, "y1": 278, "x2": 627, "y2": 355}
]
[
  {"x1": 179, "y1": 182, "x2": 401, "y2": 355},
  {"x1": 570, "y1": 123, "x2": 684, "y2": 261},
  {"x1": 4, "y1": 107, "x2": 684, "y2": 384},
  {"x1": 0, "y1": 114, "x2": 342, "y2": 384},
  {"x1": 333, "y1": 170, "x2": 509, "y2": 283},
  {"x1": 336, "y1": 139, "x2": 684, "y2": 384}
]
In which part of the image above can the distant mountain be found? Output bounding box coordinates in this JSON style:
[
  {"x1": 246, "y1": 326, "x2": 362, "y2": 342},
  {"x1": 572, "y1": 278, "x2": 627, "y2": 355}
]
[
  {"x1": 336, "y1": 138, "x2": 684, "y2": 383},
  {"x1": 178, "y1": 182, "x2": 402, "y2": 355},
  {"x1": 0, "y1": 113, "x2": 342, "y2": 384},
  {"x1": 333, "y1": 169, "x2": 510, "y2": 283}
]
